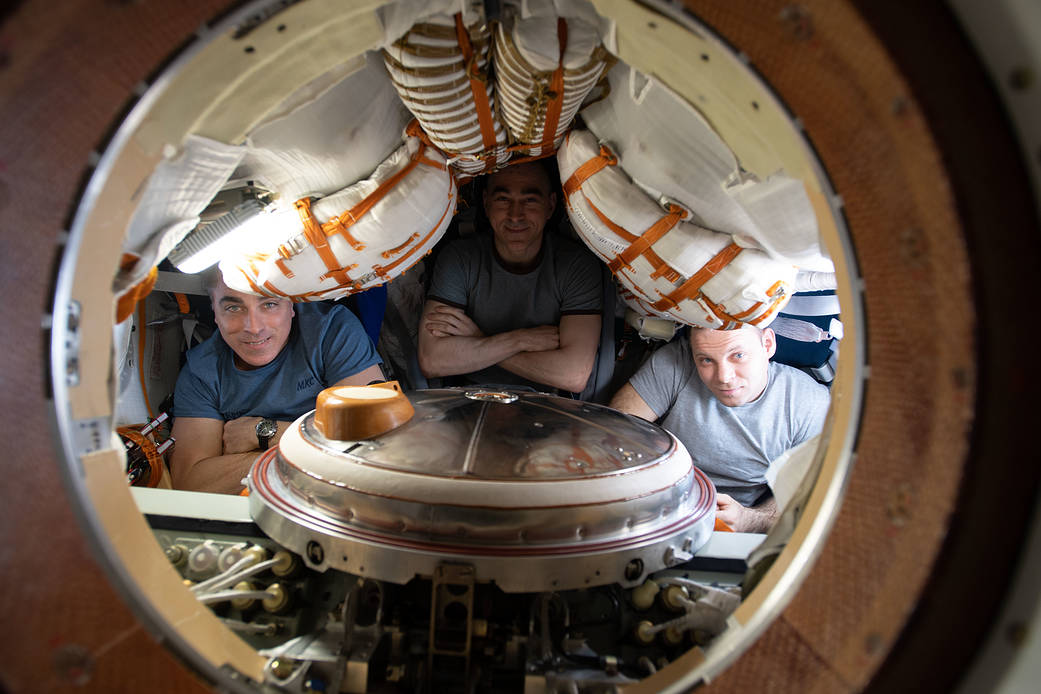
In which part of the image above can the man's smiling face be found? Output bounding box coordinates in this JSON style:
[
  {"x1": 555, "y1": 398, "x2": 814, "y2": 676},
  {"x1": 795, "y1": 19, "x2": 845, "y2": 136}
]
[
  {"x1": 211, "y1": 276, "x2": 294, "y2": 370},
  {"x1": 483, "y1": 162, "x2": 557, "y2": 267}
]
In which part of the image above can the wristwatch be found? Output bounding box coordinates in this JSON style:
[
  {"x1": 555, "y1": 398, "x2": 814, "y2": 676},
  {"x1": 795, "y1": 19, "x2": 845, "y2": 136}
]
[{"x1": 256, "y1": 417, "x2": 278, "y2": 450}]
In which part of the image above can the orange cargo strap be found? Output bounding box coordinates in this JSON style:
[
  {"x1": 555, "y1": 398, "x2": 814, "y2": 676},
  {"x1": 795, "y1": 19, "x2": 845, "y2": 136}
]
[
  {"x1": 116, "y1": 256, "x2": 157, "y2": 324},
  {"x1": 234, "y1": 266, "x2": 277, "y2": 297},
  {"x1": 382, "y1": 232, "x2": 420, "y2": 259},
  {"x1": 173, "y1": 292, "x2": 190, "y2": 314},
  {"x1": 652, "y1": 243, "x2": 744, "y2": 313},
  {"x1": 703, "y1": 279, "x2": 789, "y2": 327},
  {"x1": 608, "y1": 203, "x2": 688, "y2": 274},
  {"x1": 539, "y1": 18, "x2": 568, "y2": 153},
  {"x1": 561, "y1": 139, "x2": 617, "y2": 198},
  {"x1": 700, "y1": 293, "x2": 750, "y2": 328},
  {"x1": 375, "y1": 186, "x2": 457, "y2": 278},
  {"x1": 581, "y1": 195, "x2": 681, "y2": 283},
  {"x1": 294, "y1": 198, "x2": 353, "y2": 286},
  {"x1": 286, "y1": 137, "x2": 444, "y2": 288},
  {"x1": 261, "y1": 281, "x2": 294, "y2": 298},
  {"x1": 118, "y1": 425, "x2": 165, "y2": 488},
  {"x1": 455, "y1": 13, "x2": 498, "y2": 170},
  {"x1": 561, "y1": 140, "x2": 681, "y2": 283},
  {"x1": 274, "y1": 258, "x2": 294, "y2": 278},
  {"x1": 323, "y1": 140, "x2": 440, "y2": 239}
]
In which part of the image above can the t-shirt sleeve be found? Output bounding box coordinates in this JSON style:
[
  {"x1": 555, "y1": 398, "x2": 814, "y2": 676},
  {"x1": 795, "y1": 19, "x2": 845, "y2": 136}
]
[
  {"x1": 320, "y1": 305, "x2": 383, "y2": 384},
  {"x1": 426, "y1": 241, "x2": 470, "y2": 309},
  {"x1": 172, "y1": 358, "x2": 222, "y2": 420},
  {"x1": 559, "y1": 246, "x2": 602, "y2": 314},
  {"x1": 628, "y1": 339, "x2": 690, "y2": 419}
]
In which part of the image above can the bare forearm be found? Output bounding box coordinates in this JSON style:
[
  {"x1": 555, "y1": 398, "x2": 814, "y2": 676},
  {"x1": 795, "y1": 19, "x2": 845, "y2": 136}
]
[
  {"x1": 173, "y1": 451, "x2": 260, "y2": 495},
  {"x1": 499, "y1": 349, "x2": 593, "y2": 393},
  {"x1": 740, "y1": 497, "x2": 779, "y2": 533},
  {"x1": 419, "y1": 332, "x2": 528, "y2": 378}
]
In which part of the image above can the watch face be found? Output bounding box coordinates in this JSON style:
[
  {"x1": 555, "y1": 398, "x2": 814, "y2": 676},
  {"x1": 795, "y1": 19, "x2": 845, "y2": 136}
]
[{"x1": 257, "y1": 419, "x2": 277, "y2": 438}]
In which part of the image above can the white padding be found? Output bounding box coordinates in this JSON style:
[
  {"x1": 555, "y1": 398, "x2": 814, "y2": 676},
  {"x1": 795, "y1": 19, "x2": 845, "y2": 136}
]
[
  {"x1": 383, "y1": 11, "x2": 508, "y2": 174},
  {"x1": 220, "y1": 136, "x2": 457, "y2": 301},
  {"x1": 494, "y1": 1, "x2": 612, "y2": 157},
  {"x1": 580, "y1": 63, "x2": 830, "y2": 269},
  {"x1": 117, "y1": 135, "x2": 245, "y2": 295},
  {"x1": 559, "y1": 129, "x2": 796, "y2": 328},
  {"x1": 239, "y1": 53, "x2": 412, "y2": 202}
]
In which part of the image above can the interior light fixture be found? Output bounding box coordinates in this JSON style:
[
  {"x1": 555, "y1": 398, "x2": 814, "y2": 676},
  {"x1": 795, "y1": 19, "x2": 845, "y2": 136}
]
[{"x1": 166, "y1": 197, "x2": 266, "y2": 274}]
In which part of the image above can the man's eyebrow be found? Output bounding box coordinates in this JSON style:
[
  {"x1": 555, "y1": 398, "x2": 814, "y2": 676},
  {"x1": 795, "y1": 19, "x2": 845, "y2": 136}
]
[
  {"x1": 217, "y1": 296, "x2": 245, "y2": 306},
  {"x1": 489, "y1": 184, "x2": 547, "y2": 196}
]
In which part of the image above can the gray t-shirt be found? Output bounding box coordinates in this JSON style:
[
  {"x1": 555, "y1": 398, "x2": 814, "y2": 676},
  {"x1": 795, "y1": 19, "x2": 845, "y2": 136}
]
[
  {"x1": 427, "y1": 232, "x2": 602, "y2": 390},
  {"x1": 629, "y1": 338, "x2": 831, "y2": 506}
]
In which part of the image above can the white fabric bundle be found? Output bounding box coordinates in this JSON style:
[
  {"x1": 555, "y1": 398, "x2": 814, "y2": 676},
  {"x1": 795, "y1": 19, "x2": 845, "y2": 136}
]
[
  {"x1": 220, "y1": 135, "x2": 457, "y2": 301},
  {"x1": 117, "y1": 57, "x2": 410, "y2": 310},
  {"x1": 116, "y1": 135, "x2": 245, "y2": 302},
  {"x1": 558, "y1": 129, "x2": 796, "y2": 329},
  {"x1": 493, "y1": 0, "x2": 613, "y2": 157},
  {"x1": 383, "y1": 7, "x2": 508, "y2": 175},
  {"x1": 580, "y1": 63, "x2": 831, "y2": 271},
  {"x1": 239, "y1": 53, "x2": 412, "y2": 203}
]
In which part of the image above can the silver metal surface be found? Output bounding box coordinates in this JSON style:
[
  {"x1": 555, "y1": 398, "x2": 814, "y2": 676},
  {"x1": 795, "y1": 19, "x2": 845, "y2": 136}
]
[{"x1": 249, "y1": 389, "x2": 716, "y2": 592}]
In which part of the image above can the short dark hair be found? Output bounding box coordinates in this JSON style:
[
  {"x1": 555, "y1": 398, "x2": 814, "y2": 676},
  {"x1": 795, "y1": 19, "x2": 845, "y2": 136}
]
[{"x1": 200, "y1": 266, "x2": 222, "y2": 298}]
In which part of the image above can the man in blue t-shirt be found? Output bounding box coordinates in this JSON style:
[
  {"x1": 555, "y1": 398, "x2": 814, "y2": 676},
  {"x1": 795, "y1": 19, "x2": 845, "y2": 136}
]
[
  {"x1": 610, "y1": 325, "x2": 830, "y2": 533},
  {"x1": 170, "y1": 275, "x2": 383, "y2": 494},
  {"x1": 418, "y1": 160, "x2": 602, "y2": 393}
]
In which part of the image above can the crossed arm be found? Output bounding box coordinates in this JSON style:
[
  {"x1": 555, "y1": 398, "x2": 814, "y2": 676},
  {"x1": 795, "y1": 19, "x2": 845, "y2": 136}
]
[
  {"x1": 417, "y1": 300, "x2": 600, "y2": 393},
  {"x1": 609, "y1": 383, "x2": 779, "y2": 533},
  {"x1": 168, "y1": 364, "x2": 383, "y2": 494}
]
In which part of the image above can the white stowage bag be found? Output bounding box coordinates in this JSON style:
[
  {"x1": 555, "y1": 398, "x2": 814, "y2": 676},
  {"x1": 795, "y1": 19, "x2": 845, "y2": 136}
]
[
  {"x1": 382, "y1": 2, "x2": 508, "y2": 175},
  {"x1": 558, "y1": 129, "x2": 796, "y2": 329},
  {"x1": 116, "y1": 135, "x2": 246, "y2": 304},
  {"x1": 579, "y1": 63, "x2": 831, "y2": 272},
  {"x1": 220, "y1": 133, "x2": 458, "y2": 301},
  {"x1": 239, "y1": 52, "x2": 412, "y2": 204},
  {"x1": 493, "y1": 0, "x2": 615, "y2": 157}
]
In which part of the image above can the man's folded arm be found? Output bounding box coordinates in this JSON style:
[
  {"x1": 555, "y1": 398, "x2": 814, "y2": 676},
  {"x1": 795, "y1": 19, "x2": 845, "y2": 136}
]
[
  {"x1": 498, "y1": 313, "x2": 600, "y2": 392},
  {"x1": 170, "y1": 417, "x2": 263, "y2": 494},
  {"x1": 417, "y1": 299, "x2": 541, "y2": 377}
]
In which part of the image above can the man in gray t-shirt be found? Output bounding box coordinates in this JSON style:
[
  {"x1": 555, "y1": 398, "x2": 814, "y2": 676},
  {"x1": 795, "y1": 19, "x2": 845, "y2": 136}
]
[
  {"x1": 418, "y1": 161, "x2": 602, "y2": 393},
  {"x1": 610, "y1": 325, "x2": 830, "y2": 533}
]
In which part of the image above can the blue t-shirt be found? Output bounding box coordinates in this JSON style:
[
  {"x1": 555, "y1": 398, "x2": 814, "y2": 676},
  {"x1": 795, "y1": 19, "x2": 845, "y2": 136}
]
[{"x1": 173, "y1": 303, "x2": 381, "y2": 422}]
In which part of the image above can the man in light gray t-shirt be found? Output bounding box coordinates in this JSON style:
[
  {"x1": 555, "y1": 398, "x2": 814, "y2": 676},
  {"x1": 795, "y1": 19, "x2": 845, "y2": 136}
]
[{"x1": 610, "y1": 325, "x2": 830, "y2": 533}]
